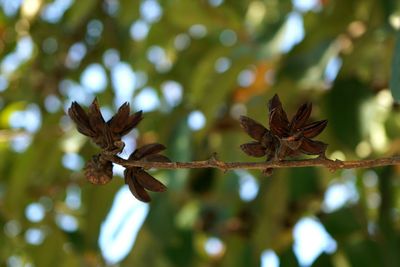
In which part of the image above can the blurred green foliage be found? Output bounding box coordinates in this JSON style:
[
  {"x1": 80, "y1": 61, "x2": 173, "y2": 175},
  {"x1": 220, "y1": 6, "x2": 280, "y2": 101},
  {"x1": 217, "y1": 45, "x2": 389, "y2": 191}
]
[{"x1": 1, "y1": 0, "x2": 400, "y2": 266}]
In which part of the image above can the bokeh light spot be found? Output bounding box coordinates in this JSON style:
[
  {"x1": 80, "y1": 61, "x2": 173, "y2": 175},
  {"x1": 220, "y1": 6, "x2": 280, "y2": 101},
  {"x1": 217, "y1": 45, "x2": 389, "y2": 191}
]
[{"x1": 188, "y1": 111, "x2": 206, "y2": 131}]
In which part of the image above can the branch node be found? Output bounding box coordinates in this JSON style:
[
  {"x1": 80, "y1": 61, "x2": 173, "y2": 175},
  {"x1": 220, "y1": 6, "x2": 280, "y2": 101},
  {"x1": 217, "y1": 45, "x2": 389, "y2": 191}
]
[{"x1": 208, "y1": 153, "x2": 228, "y2": 172}]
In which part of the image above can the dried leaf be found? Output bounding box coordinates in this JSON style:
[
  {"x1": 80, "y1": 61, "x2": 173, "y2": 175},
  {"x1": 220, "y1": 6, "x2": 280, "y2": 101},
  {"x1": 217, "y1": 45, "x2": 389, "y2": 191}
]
[
  {"x1": 68, "y1": 102, "x2": 96, "y2": 137},
  {"x1": 135, "y1": 169, "x2": 167, "y2": 192},
  {"x1": 269, "y1": 109, "x2": 290, "y2": 137},
  {"x1": 88, "y1": 98, "x2": 106, "y2": 134},
  {"x1": 107, "y1": 102, "x2": 130, "y2": 134},
  {"x1": 131, "y1": 143, "x2": 167, "y2": 160},
  {"x1": 125, "y1": 169, "x2": 151, "y2": 202},
  {"x1": 239, "y1": 116, "x2": 267, "y2": 141},
  {"x1": 302, "y1": 120, "x2": 328, "y2": 138},
  {"x1": 240, "y1": 142, "x2": 267, "y2": 157},
  {"x1": 268, "y1": 94, "x2": 289, "y2": 125},
  {"x1": 299, "y1": 138, "x2": 327, "y2": 155},
  {"x1": 290, "y1": 102, "x2": 312, "y2": 130},
  {"x1": 120, "y1": 111, "x2": 143, "y2": 136},
  {"x1": 269, "y1": 95, "x2": 290, "y2": 137}
]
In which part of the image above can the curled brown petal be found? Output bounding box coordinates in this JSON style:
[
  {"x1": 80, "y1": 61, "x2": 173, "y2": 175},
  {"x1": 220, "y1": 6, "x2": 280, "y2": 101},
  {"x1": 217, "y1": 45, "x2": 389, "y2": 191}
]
[
  {"x1": 299, "y1": 138, "x2": 327, "y2": 156},
  {"x1": 301, "y1": 120, "x2": 328, "y2": 138},
  {"x1": 135, "y1": 169, "x2": 167, "y2": 192},
  {"x1": 289, "y1": 102, "x2": 312, "y2": 131},
  {"x1": 88, "y1": 98, "x2": 106, "y2": 134},
  {"x1": 240, "y1": 142, "x2": 267, "y2": 157},
  {"x1": 124, "y1": 169, "x2": 151, "y2": 202},
  {"x1": 268, "y1": 94, "x2": 289, "y2": 125},
  {"x1": 269, "y1": 109, "x2": 290, "y2": 137},
  {"x1": 107, "y1": 102, "x2": 130, "y2": 134},
  {"x1": 130, "y1": 143, "x2": 167, "y2": 160},
  {"x1": 68, "y1": 102, "x2": 97, "y2": 137},
  {"x1": 239, "y1": 116, "x2": 268, "y2": 141},
  {"x1": 120, "y1": 111, "x2": 143, "y2": 136}
]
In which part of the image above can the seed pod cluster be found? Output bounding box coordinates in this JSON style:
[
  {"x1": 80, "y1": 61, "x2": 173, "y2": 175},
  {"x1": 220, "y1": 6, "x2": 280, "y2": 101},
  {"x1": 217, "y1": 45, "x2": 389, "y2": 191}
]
[
  {"x1": 68, "y1": 99, "x2": 143, "y2": 153},
  {"x1": 124, "y1": 144, "x2": 170, "y2": 202},
  {"x1": 240, "y1": 94, "x2": 328, "y2": 175},
  {"x1": 68, "y1": 99, "x2": 169, "y2": 202}
]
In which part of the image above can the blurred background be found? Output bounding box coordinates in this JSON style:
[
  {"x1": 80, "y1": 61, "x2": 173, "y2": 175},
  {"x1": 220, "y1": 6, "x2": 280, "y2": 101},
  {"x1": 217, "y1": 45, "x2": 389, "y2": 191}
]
[{"x1": 1, "y1": 0, "x2": 400, "y2": 266}]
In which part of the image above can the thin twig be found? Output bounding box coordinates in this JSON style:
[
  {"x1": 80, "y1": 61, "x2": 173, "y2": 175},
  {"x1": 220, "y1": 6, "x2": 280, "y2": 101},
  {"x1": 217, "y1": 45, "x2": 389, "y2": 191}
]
[{"x1": 105, "y1": 154, "x2": 400, "y2": 172}]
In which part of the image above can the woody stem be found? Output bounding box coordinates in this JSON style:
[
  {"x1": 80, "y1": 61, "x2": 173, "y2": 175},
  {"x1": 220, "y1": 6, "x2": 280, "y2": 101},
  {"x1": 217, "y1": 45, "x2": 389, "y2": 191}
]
[{"x1": 104, "y1": 154, "x2": 400, "y2": 172}]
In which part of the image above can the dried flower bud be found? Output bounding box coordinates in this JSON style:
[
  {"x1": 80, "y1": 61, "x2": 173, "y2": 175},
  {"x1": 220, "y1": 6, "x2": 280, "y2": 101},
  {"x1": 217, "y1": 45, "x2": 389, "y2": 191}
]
[
  {"x1": 124, "y1": 143, "x2": 169, "y2": 202},
  {"x1": 240, "y1": 94, "x2": 329, "y2": 173},
  {"x1": 68, "y1": 99, "x2": 142, "y2": 154}
]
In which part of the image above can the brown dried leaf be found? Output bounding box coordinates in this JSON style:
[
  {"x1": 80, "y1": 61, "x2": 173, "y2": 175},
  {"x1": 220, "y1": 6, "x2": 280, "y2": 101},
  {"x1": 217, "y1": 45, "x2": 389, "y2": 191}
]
[
  {"x1": 131, "y1": 143, "x2": 166, "y2": 160},
  {"x1": 135, "y1": 169, "x2": 167, "y2": 192},
  {"x1": 107, "y1": 102, "x2": 130, "y2": 134},
  {"x1": 302, "y1": 120, "x2": 328, "y2": 138},
  {"x1": 269, "y1": 109, "x2": 290, "y2": 137},
  {"x1": 290, "y1": 102, "x2": 312, "y2": 130},
  {"x1": 120, "y1": 111, "x2": 143, "y2": 136},
  {"x1": 88, "y1": 98, "x2": 106, "y2": 134},
  {"x1": 68, "y1": 102, "x2": 96, "y2": 137},
  {"x1": 240, "y1": 142, "x2": 267, "y2": 157},
  {"x1": 239, "y1": 116, "x2": 268, "y2": 141},
  {"x1": 268, "y1": 95, "x2": 290, "y2": 137},
  {"x1": 125, "y1": 169, "x2": 151, "y2": 202},
  {"x1": 268, "y1": 94, "x2": 289, "y2": 125},
  {"x1": 299, "y1": 138, "x2": 327, "y2": 155}
]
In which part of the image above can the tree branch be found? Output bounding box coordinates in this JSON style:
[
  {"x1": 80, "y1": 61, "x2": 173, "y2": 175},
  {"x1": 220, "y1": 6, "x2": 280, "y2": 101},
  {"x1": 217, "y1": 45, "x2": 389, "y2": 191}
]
[{"x1": 105, "y1": 154, "x2": 400, "y2": 172}]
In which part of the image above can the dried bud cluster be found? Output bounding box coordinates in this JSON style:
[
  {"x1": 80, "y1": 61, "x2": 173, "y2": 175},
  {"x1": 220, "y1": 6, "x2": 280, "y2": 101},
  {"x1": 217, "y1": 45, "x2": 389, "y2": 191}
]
[
  {"x1": 240, "y1": 94, "x2": 328, "y2": 174},
  {"x1": 124, "y1": 144, "x2": 171, "y2": 202},
  {"x1": 68, "y1": 99, "x2": 169, "y2": 202},
  {"x1": 68, "y1": 99, "x2": 143, "y2": 153}
]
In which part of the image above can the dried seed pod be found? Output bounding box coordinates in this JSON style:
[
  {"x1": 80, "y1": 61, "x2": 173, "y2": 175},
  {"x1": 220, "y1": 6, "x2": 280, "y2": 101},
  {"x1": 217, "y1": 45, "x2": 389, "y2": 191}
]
[
  {"x1": 124, "y1": 143, "x2": 169, "y2": 202},
  {"x1": 302, "y1": 120, "x2": 328, "y2": 138},
  {"x1": 88, "y1": 98, "x2": 107, "y2": 135},
  {"x1": 125, "y1": 169, "x2": 151, "y2": 202},
  {"x1": 239, "y1": 116, "x2": 268, "y2": 141},
  {"x1": 68, "y1": 99, "x2": 143, "y2": 154},
  {"x1": 269, "y1": 94, "x2": 290, "y2": 136},
  {"x1": 131, "y1": 143, "x2": 166, "y2": 160},
  {"x1": 84, "y1": 154, "x2": 113, "y2": 185},
  {"x1": 135, "y1": 169, "x2": 167, "y2": 192},
  {"x1": 240, "y1": 94, "x2": 329, "y2": 164},
  {"x1": 289, "y1": 102, "x2": 312, "y2": 130},
  {"x1": 118, "y1": 111, "x2": 143, "y2": 136},
  {"x1": 68, "y1": 102, "x2": 96, "y2": 137},
  {"x1": 299, "y1": 138, "x2": 327, "y2": 155},
  {"x1": 107, "y1": 102, "x2": 130, "y2": 133},
  {"x1": 240, "y1": 142, "x2": 267, "y2": 157},
  {"x1": 108, "y1": 103, "x2": 143, "y2": 137}
]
